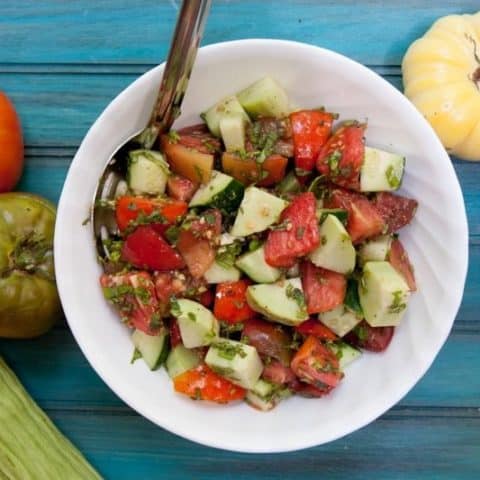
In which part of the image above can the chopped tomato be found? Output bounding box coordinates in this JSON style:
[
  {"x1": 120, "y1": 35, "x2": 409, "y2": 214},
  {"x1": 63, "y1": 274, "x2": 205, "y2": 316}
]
[
  {"x1": 153, "y1": 271, "x2": 185, "y2": 304},
  {"x1": 242, "y1": 317, "x2": 293, "y2": 366},
  {"x1": 121, "y1": 225, "x2": 184, "y2": 271},
  {"x1": 317, "y1": 122, "x2": 366, "y2": 190},
  {"x1": 173, "y1": 364, "x2": 246, "y2": 403},
  {"x1": 167, "y1": 174, "x2": 197, "y2": 202},
  {"x1": 388, "y1": 238, "x2": 417, "y2": 291},
  {"x1": 290, "y1": 110, "x2": 334, "y2": 173},
  {"x1": 295, "y1": 318, "x2": 338, "y2": 341},
  {"x1": 169, "y1": 317, "x2": 182, "y2": 348},
  {"x1": 324, "y1": 188, "x2": 385, "y2": 243},
  {"x1": 300, "y1": 262, "x2": 346, "y2": 314},
  {"x1": 221, "y1": 152, "x2": 288, "y2": 187},
  {"x1": 115, "y1": 196, "x2": 187, "y2": 232},
  {"x1": 176, "y1": 209, "x2": 222, "y2": 278},
  {"x1": 100, "y1": 272, "x2": 161, "y2": 335},
  {"x1": 199, "y1": 288, "x2": 214, "y2": 308},
  {"x1": 345, "y1": 320, "x2": 395, "y2": 352},
  {"x1": 177, "y1": 124, "x2": 222, "y2": 153},
  {"x1": 262, "y1": 360, "x2": 296, "y2": 385},
  {"x1": 264, "y1": 192, "x2": 320, "y2": 267},
  {"x1": 289, "y1": 380, "x2": 334, "y2": 398},
  {"x1": 291, "y1": 335, "x2": 343, "y2": 389},
  {"x1": 373, "y1": 192, "x2": 418, "y2": 234},
  {"x1": 214, "y1": 280, "x2": 255, "y2": 324}
]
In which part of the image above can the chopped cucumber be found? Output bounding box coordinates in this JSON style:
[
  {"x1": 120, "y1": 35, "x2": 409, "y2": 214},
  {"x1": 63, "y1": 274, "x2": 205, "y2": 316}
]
[
  {"x1": 317, "y1": 208, "x2": 348, "y2": 226},
  {"x1": 189, "y1": 170, "x2": 244, "y2": 213},
  {"x1": 276, "y1": 171, "x2": 302, "y2": 195},
  {"x1": 344, "y1": 278, "x2": 364, "y2": 318},
  {"x1": 230, "y1": 186, "x2": 287, "y2": 237},
  {"x1": 237, "y1": 77, "x2": 289, "y2": 118},
  {"x1": 358, "y1": 235, "x2": 393, "y2": 266},
  {"x1": 131, "y1": 328, "x2": 169, "y2": 371},
  {"x1": 219, "y1": 113, "x2": 247, "y2": 152},
  {"x1": 236, "y1": 244, "x2": 282, "y2": 283},
  {"x1": 309, "y1": 214, "x2": 356, "y2": 274},
  {"x1": 171, "y1": 299, "x2": 219, "y2": 348},
  {"x1": 360, "y1": 147, "x2": 405, "y2": 192},
  {"x1": 165, "y1": 345, "x2": 201, "y2": 379},
  {"x1": 205, "y1": 339, "x2": 263, "y2": 389},
  {"x1": 245, "y1": 379, "x2": 290, "y2": 412},
  {"x1": 245, "y1": 391, "x2": 276, "y2": 411},
  {"x1": 127, "y1": 149, "x2": 170, "y2": 195},
  {"x1": 319, "y1": 305, "x2": 362, "y2": 337},
  {"x1": 359, "y1": 261, "x2": 410, "y2": 327},
  {"x1": 246, "y1": 277, "x2": 309, "y2": 326},
  {"x1": 204, "y1": 259, "x2": 241, "y2": 283},
  {"x1": 328, "y1": 341, "x2": 362, "y2": 369},
  {"x1": 202, "y1": 95, "x2": 250, "y2": 137}
]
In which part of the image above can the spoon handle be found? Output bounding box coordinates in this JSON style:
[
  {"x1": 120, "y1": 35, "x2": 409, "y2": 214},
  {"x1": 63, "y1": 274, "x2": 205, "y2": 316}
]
[{"x1": 149, "y1": 0, "x2": 211, "y2": 136}]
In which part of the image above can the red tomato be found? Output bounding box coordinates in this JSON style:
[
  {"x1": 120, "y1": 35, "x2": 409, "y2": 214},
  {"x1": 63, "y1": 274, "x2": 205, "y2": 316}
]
[
  {"x1": 388, "y1": 238, "x2": 417, "y2": 291},
  {"x1": 100, "y1": 272, "x2": 161, "y2": 335},
  {"x1": 344, "y1": 320, "x2": 394, "y2": 352},
  {"x1": 300, "y1": 262, "x2": 346, "y2": 314},
  {"x1": 324, "y1": 188, "x2": 385, "y2": 243},
  {"x1": 262, "y1": 360, "x2": 296, "y2": 385},
  {"x1": 264, "y1": 192, "x2": 320, "y2": 267},
  {"x1": 169, "y1": 317, "x2": 182, "y2": 348},
  {"x1": 373, "y1": 192, "x2": 418, "y2": 234},
  {"x1": 316, "y1": 122, "x2": 366, "y2": 190},
  {"x1": 291, "y1": 335, "x2": 343, "y2": 389},
  {"x1": 153, "y1": 272, "x2": 186, "y2": 304},
  {"x1": 177, "y1": 124, "x2": 222, "y2": 154},
  {"x1": 242, "y1": 317, "x2": 293, "y2": 366},
  {"x1": 0, "y1": 92, "x2": 24, "y2": 192},
  {"x1": 121, "y1": 225, "x2": 184, "y2": 271},
  {"x1": 199, "y1": 288, "x2": 214, "y2": 308},
  {"x1": 167, "y1": 174, "x2": 197, "y2": 202},
  {"x1": 295, "y1": 318, "x2": 338, "y2": 341},
  {"x1": 173, "y1": 364, "x2": 246, "y2": 403},
  {"x1": 290, "y1": 110, "x2": 334, "y2": 173},
  {"x1": 289, "y1": 380, "x2": 334, "y2": 398},
  {"x1": 115, "y1": 196, "x2": 187, "y2": 232},
  {"x1": 214, "y1": 280, "x2": 255, "y2": 324}
]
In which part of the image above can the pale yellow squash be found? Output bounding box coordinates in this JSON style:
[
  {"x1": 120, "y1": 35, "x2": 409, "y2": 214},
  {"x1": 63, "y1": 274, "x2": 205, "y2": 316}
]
[{"x1": 402, "y1": 12, "x2": 480, "y2": 161}]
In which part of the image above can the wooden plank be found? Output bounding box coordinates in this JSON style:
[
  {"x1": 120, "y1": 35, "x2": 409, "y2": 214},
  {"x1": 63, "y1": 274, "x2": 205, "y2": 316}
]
[
  {"x1": 1, "y1": 328, "x2": 478, "y2": 409},
  {"x1": 1, "y1": 1, "x2": 478, "y2": 65},
  {"x1": 43, "y1": 409, "x2": 480, "y2": 480}
]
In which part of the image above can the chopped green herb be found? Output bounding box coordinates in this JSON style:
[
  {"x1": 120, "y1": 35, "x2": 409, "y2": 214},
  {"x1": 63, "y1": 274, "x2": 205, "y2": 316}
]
[
  {"x1": 170, "y1": 297, "x2": 181, "y2": 317},
  {"x1": 102, "y1": 239, "x2": 124, "y2": 263},
  {"x1": 355, "y1": 324, "x2": 368, "y2": 341},
  {"x1": 326, "y1": 150, "x2": 342, "y2": 175},
  {"x1": 149, "y1": 312, "x2": 162, "y2": 330},
  {"x1": 386, "y1": 165, "x2": 401, "y2": 189},
  {"x1": 216, "y1": 241, "x2": 243, "y2": 269},
  {"x1": 134, "y1": 286, "x2": 151, "y2": 304},
  {"x1": 203, "y1": 212, "x2": 217, "y2": 225},
  {"x1": 209, "y1": 365, "x2": 236, "y2": 378},
  {"x1": 285, "y1": 283, "x2": 307, "y2": 315},
  {"x1": 188, "y1": 312, "x2": 197, "y2": 322},
  {"x1": 167, "y1": 130, "x2": 180, "y2": 143},
  {"x1": 248, "y1": 238, "x2": 262, "y2": 252},
  {"x1": 321, "y1": 235, "x2": 328, "y2": 246},
  {"x1": 131, "y1": 348, "x2": 142, "y2": 364},
  {"x1": 165, "y1": 225, "x2": 180, "y2": 244},
  {"x1": 388, "y1": 290, "x2": 407, "y2": 314},
  {"x1": 214, "y1": 341, "x2": 247, "y2": 361},
  {"x1": 308, "y1": 175, "x2": 327, "y2": 199},
  {"x1": 194, "y1": 164, "x2": 204, "y2": 183}
]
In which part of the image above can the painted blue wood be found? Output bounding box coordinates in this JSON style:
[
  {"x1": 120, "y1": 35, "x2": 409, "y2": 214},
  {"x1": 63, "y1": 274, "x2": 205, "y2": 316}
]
[{"x1": 0, "y1": 1, "x2": 478, "y2": 478}]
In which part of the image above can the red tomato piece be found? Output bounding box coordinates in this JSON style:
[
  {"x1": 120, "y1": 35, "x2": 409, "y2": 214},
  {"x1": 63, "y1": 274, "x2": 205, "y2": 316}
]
[
  {"x1": 153, "y1": 272, "x2": 185, "y2": 304},
  {"x1": 291, "y1": 335, "x2": 343, "y2": 389},
  {"x1": 214, "y1": 280, "x2": 255, "y2": 324},
  {"x1": 316, "y1": 122, "x2": 366, "y2": 190},
  {"x1": 300, "y1": 262, "x2": 346, "y2": 314},
  {"x1": 344, "y1": 320, "x2": 395, "y2": 352},
  {"x1": 173, "y1": 364, "x2": 246, "y2": 403},
  {"x1": 262, "y1": 360, "x2": 296, "y2": 385},
  {"x1": 242, "y1": 317, "x2": 293, "y2": 366},
  {"x1": 373, "y1": 192, "x2": 418, "y2": 234},
  {"x1": 295, "y1": 318, "x2": 338, "y2": 341},
  {"x1": 115, "y1": 196, "x2": 188, "y2": 232},
  {"x1": 324, "y1": 188, "x2": 385, "y2": 243},
  {"x1": 199, "y1": 288, "x2": 214, "y2": 308},
  {"x1": 289, "y1": 380, "x2": 334, "y2": 398},
  {"x1": 167, "y1": 174, "x2": 197, "y2": 202},
  {"x1": 388, "y1": 238, "x2": 417, "y2": 291},
  {"x1": 121, "y1": 225, "x2": 185, "y2": 271},
  {"x1": 264, "y1": 192, "x2": 320, "y2": 267},
  {"x1": 100, "y1": 272, "x2": 161, "y2": 335},
  {"x1": 290, "y1": 110, "x2": 334, "y2": 173},
  {"x1": 169, "y1": 317, "x2": 182, "y2": 348},
  {"x1": 177, "y1": 124, "x2": 222, "y2": 154}
]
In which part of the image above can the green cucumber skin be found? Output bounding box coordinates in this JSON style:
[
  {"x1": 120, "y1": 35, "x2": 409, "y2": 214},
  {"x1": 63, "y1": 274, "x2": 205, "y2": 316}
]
[
  {"x1": 344, "y1": 278, "x2": 364, "y2": 318},
  {"x1": 208, "y1": 180, "x2": 245, "y2": 213},
  {"x1": 0, "y1": 357, "x2": 102, "y2": 479}
]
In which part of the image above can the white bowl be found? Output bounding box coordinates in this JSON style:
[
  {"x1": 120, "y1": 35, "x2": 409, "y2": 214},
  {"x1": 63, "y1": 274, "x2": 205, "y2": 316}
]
[{"x1": 55, "y1": 39, "x2": 468, "y2": 453}]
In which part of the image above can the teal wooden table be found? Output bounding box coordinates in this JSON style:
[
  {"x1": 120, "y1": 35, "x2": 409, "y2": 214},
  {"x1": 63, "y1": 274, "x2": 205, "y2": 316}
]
[{"x1": 1, "y1": 1, "x2": 479, "y2": 478}]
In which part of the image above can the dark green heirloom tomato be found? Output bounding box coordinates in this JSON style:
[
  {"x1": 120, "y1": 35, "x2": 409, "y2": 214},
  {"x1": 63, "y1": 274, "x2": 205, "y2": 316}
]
[{"x1": 0, "y1": 193, "x2": 61, "y2": 338}]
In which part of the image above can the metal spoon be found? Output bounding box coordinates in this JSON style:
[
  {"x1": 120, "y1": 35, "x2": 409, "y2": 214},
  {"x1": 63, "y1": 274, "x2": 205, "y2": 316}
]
[{"x1": 93, "y1": 0, "x2": 211, "y2": 261}]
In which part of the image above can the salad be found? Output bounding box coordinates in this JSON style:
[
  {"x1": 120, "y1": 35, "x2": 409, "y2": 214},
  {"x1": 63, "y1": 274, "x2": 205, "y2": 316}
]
[{"x1": 99, "y1": 77, "x2": 417, "y2": 411}]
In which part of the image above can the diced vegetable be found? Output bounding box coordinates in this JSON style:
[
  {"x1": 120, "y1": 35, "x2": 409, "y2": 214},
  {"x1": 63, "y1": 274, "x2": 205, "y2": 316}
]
[
  {"x1": 358, "y1": 234, "x2": 393, "y2": 265},
  {"x1": 360, "y1": 147, "x2": 405, "y2": 192},
  {"x1": 213, "y1": 280, "x2": 256, "y2": 324},
  {"x1": 235, "y1": 244, "x2": 282, "y2": 283},
  {"x1": 345, "y1": 320, "x2": 395, "y2": 352},
  {"x1": 388, "y1": 238, "x2": 417, "y2": 291},
  {"x1": 202, "y1": 95, "x2": 250, "y2": 137},
  {"x1": 166, "y1": 345, "x2": 201, "y2": 379},
  {"x1": 171, "y1": 298, "x2": 219, "y2": 348},
  {"x1": 246, "y1": 277, "x2": 309, "y2": 326},
  {"x1": 219, "y1": 113, "x2": 247, "y2": 152},
  {"x1": 230, "y1": 186, "x2": 287, "y2": 237},
  {"x1": 167, "y1": 174, "x2": 197, "y2": 202},
  {"x1": 237, "y1": 76, "x2": 289, "y2": 118},
  {"x1": 245, "y1": 379, "x2": 290, "y2": 411},
  {"x1": 373, "y1": 192, "x2": 418, "y2": 234},
  {"x1": 0, "y1": 356, "x2": 102, "y2": 479},
  {"x1": 319, "y1": 305, "x2": 362, "y2": 337},
  {"x1": 127, "y1": 149, "x2": 170, "y2": 195},
  {"x1": 262, "y1": 360, "x2": 296, "y2": 384},
  {"x1": 276, "y1": 170, "x2": 302, "y2": 195},
  {"x1": 308, "y1": 214, "x2": 356, "y2": 274},
  {"x1": 344, "y1": 278, "x2": 364, "y2": 317},
  {"x1": 205, "y1": 339, "x2": 264, "y2": 389},
  {"x1": 317, "y1": 208, "x2": 348, "y2": 226},
  {"x1": 359, "y1": 261, "x2": 410, "y2": 327},
  {"x1": 204, "y1": 260, "x2": 241, "y2": 284},
  {"x1": 132, "y1": 328, "x2": 169, "y2": 370},
  {"x1": 295, "y1": 318, "x2": 338, "y2": 341},
  {"x1": 327, "y1": 341, "x2": 362, "y2": 369}
]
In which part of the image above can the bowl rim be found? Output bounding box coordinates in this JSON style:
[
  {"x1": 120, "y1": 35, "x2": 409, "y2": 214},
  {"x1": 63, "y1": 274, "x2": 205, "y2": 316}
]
[{"x1": 54, "y1": 38, "x2": 469, "y2": 453}]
